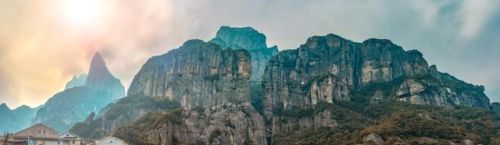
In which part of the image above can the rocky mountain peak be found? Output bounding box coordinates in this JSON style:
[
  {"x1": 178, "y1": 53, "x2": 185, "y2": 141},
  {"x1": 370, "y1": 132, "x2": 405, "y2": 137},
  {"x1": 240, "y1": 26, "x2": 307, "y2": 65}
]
[
  {"x1": 85, "y1": 52, "x2": 124, "y2": 99},
  {"x1": 86, "y1": 53, "x2": 113, "y2": 85},
  {"x1": 210, "y1": 26, "x2": 278, "y2": 82},
  {"x1": 32, "y1": 52, "x2": 125, "y2": 131},
  {"x1": 0, "y1": 103, "x2": 10, "y2": 111},
  {"x1": 71, "y1": 27, "x2": 499, "y2": 145},
  {"x1": 362, "y1": 38, "x2": 394, "y2": 46},
  {"x1": 211, "y1": 26, "x2": 269, "y2": 51},
  {"x1": 264, "y1": 33, "x2": 489, "y2": 115}
]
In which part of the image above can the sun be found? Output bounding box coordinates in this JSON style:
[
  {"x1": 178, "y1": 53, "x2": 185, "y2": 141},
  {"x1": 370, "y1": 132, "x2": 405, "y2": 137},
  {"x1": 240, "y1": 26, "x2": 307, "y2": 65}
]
[{"x1": 60, "y1": 0, "x2": 108, "y2": 29}]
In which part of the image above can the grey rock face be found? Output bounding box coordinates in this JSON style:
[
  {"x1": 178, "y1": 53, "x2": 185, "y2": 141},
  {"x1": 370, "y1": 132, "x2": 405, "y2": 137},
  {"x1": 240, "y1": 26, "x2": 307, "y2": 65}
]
[
  {"x1": 65, "y1": 74, "x2": 87, "y2": 90},
  {"x1": 262, "y1": 34, "x2": 491, "y2": 139},
  {"x1": 33, "y1": 53, "x2": 125, "y2": 131},
  {"x1": 72, "y1": 28, "x2": 494, "y2": 144},
  {"x1": 112, "y1": 40, "x2": 265, "y2": 145},
  {"x1": 396, "y1": 65, "x2": 489, "y2": 108},
  {"x1": 263, "y1": 34, "x2": 430, "y2": 115},
  {"x1": 263, "y1": 34, "x2": 489, "y2": 112},
  {"x1": 210, "y1": 26, "x2": 278, "y2": 82},
  {"x1": 128, "y1": 40, "x2": 252, "y2": 109}
]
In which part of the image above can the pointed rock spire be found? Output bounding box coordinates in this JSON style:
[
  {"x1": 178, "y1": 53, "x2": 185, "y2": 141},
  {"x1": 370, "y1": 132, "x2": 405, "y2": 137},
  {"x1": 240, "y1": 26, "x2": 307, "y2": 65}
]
[
  {"x1": 86, "y1": 52, "x2": 113, "y2": 85},
  {"x1": 85, "y1": 52, "x2": 125, "y2": 100}
]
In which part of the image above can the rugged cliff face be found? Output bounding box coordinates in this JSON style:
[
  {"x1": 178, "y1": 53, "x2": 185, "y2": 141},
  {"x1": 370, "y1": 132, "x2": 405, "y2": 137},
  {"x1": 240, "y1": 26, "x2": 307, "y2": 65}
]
[
  {"x1": 209, "y1": 26, "x2": 278, "y2": 119},
  {"x1": 122, "y1": 40, "x2": 265, "y2": 145},
  {"x1": 262, "y1": 34, "x2": 493, "y2": 144},
  {"x1": 33, "y1": 53, "x2": 125, "y2": 131},
  {"x1": 72, "y1": 27, "x2": 498, "y2": 145},
  {"x1": 74, "y1": 40, "x2": 266, "y2": 145},
  {"x1": 263, "y1": 34, "x2": 488, "y2": 115}
]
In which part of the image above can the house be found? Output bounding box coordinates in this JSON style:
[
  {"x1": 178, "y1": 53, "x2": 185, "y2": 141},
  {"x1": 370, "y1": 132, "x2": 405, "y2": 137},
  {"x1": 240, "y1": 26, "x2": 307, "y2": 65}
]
[
  {"x1": 57, "y1": 132, "x2": 82, "y2": 145},
  {"x1": 95, "y1": 137, "x2": 126, "y2": 145},
  {"x1": 1, "y1": 124, "x2": 81, "y2": 145}
]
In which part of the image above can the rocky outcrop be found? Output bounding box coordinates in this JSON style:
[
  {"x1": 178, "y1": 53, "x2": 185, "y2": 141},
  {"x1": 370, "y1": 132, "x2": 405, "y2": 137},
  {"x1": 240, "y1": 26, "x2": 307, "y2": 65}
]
[
  {"x1": 210, "y1": 26, "x2": 278, "y2": 82},
  {"x1": 0, "y1": 104, "x2": 39, "y2": 133},
  {"x1": 262, "y1": 34, "x2": 491, "y2": 142},
  {"x1": 396, "y1": 66, "x2": 490, "y2": 108},
  {"x1": 33, "y1": 53, "x2": 125, "y2": 131},
  {"x1": 263, "y1": 34, "x2": 489, "y2": 111},
  {"x1": 86, "y1": 53, "x2": 125, "y2": 100},
  {"x1": 65, "y1": 74, "x2": 87, "y2": 90},
  {"x1": 122, "y1": 40, "x2": 265, "y2": 145},
  {"x1": 128, "y1": 40, "x2": 252, "y2": 110},
  {"x1": 72, "y1": 27, "x2": 497, "y2": 144},
  {"x1": 77, "y1": 40, "x2": 266, "y2": 145}
]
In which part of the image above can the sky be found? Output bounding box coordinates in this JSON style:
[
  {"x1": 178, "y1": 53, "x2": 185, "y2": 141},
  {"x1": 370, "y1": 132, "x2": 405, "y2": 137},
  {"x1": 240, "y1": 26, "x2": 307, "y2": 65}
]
[{"x1": 0, "y1": 0, "x2": 499, "y2": 108}]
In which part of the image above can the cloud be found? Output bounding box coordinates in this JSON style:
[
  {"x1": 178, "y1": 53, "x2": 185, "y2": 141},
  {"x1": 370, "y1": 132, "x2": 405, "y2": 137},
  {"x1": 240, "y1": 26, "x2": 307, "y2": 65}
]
[
  {"x1": 1, "y1": 0, "x2": 499, "y2": 107},
  {"x1": 459, "y1": 0, "x2": 499, "y2": 39},
  {"x1": 0, "y1": 0, "x2": 177, "y2": 107}
]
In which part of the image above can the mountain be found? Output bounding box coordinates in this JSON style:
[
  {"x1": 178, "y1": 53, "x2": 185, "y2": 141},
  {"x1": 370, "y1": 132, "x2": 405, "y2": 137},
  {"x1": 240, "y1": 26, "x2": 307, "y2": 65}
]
[
  {"x1": 0, "y1": 103, "x2": 17, "y2": 132},
  {"x1": 72, "y1": 27, "x2": 500, "y2": 145},
  {"x1": 33, "y1": 53, "x2": 125, "y2": 131},
  {"x1": 261, "y1": 34, "x2": 495, "y2": 144},
  {"x1": 86, "y1": 53, "x2": 125, "y2": 100},
  {"x1": 0, "y1": 103, "x2": 39, "y2": 133},
  {"x1": 209, "y1": 26, "x2": 278, "y2": 82},
  {"x1": 73, "y1": 40, "x2": 266, "y2": 144},
  {"x1": 65, "y1": 74, "x2": 87, "y2": 90}
]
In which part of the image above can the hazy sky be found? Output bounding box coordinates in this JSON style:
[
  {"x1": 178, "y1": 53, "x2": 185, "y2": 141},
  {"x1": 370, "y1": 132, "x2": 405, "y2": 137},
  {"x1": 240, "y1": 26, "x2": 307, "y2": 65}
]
[{"x1": 0, "y1": 0, "x2": 499, "y2": 108}]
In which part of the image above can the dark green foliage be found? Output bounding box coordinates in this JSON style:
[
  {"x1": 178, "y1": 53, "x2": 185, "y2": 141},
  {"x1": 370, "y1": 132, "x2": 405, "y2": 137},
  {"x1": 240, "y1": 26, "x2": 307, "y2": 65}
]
[
  {"x1": 70, "y1": 122, "x2": 107, "y2": 141},
  {"x1": 159, "y1": 108, "x2": 184, "y2": 125},
  {"x1": 114, "y1": 109, "x2": 185, "y2": 145},
  {"x1": 272, "y1": 102, "x2": 370, "y2": 145},
  {"x1": 273, "y1": 126, "x2": 363, "y2": 145},
  {"x1": 360, "y1": 102, "x2": 498, "y2": 144},
  {"x1": 103, "y1": 94, "x2": 180, "y2": 120},
  {"x1": 70, "y1": 94, "x2": 180, "y2": 140},
  {"x1": 272, "y1": 100, "x2": 500, "y2": 145},
  {"x1": 209, "y1": 129, "x2": 223, "y2": 144}
]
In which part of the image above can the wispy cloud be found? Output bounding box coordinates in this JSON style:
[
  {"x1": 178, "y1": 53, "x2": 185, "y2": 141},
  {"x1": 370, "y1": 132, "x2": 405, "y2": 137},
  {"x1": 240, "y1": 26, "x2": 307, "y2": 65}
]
[{"x1": 459, "y1": 0, "x2": 499, "y2": 39}]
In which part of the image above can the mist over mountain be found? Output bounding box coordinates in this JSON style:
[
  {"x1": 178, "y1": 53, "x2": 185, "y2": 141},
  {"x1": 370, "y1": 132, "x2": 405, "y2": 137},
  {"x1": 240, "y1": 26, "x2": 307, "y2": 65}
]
[
  {"x1": 65, "y1": 74, "x2": 88, "y2": 90},
  {"x1": 32, "y1": 53, "x2": 125, "y2": 132},
  {"x1": 0, "y1": 103, "x2": 39, "y2": 133}
]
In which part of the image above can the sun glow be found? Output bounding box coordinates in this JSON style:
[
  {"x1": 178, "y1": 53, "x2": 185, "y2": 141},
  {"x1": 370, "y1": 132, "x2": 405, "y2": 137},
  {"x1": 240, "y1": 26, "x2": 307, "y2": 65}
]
[{"x1": 60, "y1": 0, "x2": 109, "y2": 29}]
